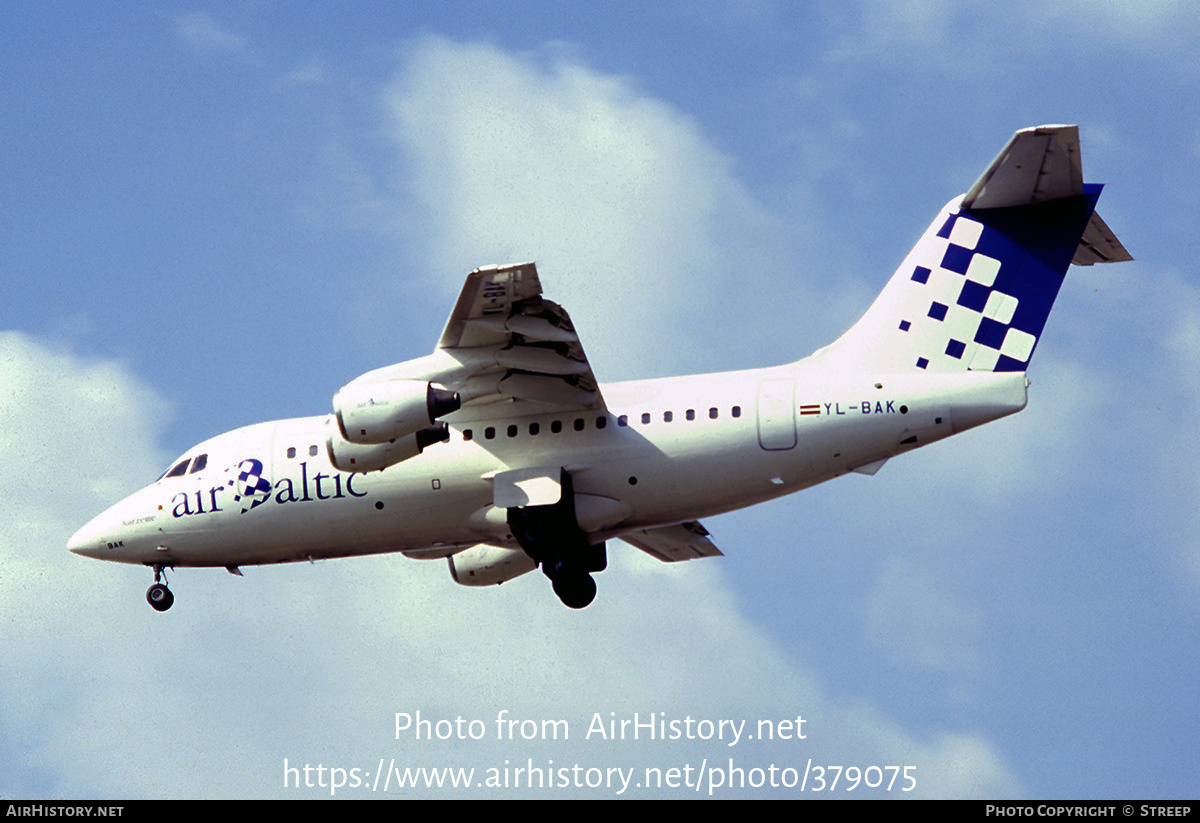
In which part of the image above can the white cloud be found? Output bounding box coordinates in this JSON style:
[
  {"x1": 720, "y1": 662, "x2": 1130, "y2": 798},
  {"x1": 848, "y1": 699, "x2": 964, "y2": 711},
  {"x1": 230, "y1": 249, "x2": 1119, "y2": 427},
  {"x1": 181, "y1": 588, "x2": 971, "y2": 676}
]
[
  {"x1": 854, "y1": 0, "x2": 1197, "y2": 53},
  {"x1": 174, "y1": 12, "x2": 249, "y2": 55},
  {"x1": 383, "y1": 36, "x2": 789, "y2": 379},
  {"x1": 865, "y1": 554, "x2": 986, "y2": 685},
  {"x1": 0, "y1": 333, "x2": 174, "y2": 797},
  {"x1": 1043, "y1": 0, "x2": 1197, "y2": 40},
  {"x1": 2, "y1": 38, "x2": 1027, "y2": 798},
  {"x1": 370, "y1": 35, "x2": 1023, "y2": 798},
  {"x1": 0, "y1": 332, "x2": 172, "y2": 520}
]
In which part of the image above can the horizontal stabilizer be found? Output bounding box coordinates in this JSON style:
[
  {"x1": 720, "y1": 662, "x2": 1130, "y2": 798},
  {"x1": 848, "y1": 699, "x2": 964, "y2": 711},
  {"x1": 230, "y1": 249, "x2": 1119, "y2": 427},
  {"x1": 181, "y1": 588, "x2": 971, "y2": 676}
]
[
  {"x1": 961, "y1": 124, "x2": 1131, "y2": 265},
  {"x1": 1073, "y1": 211, "x2": 1133, "y2": 265}
]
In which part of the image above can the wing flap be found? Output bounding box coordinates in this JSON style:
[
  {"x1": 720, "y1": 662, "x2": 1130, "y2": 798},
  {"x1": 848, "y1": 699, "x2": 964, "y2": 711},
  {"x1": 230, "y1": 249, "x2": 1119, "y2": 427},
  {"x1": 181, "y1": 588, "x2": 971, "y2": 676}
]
[
  {"x1": 621, "y1": 521, "x2": 722, "y2": 562},
  {"x1": 436, "y1": 262, "x2": 603, "y2": 411}
]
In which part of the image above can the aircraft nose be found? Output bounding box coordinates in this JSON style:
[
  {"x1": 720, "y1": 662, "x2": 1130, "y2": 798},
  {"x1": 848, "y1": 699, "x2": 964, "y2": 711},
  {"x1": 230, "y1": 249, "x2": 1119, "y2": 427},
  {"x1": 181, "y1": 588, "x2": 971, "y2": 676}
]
[{"x1": 67, "y1": 509, "x2": 117, "y2": 559}]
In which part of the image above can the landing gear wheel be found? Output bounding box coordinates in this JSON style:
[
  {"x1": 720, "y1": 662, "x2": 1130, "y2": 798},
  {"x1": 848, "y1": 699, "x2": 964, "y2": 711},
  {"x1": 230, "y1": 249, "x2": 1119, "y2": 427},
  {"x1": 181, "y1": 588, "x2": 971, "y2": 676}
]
[
  {"x1": 146, "y1": 583, "x2": 174, "y2": 611},
  {"x1": 507, "y1": 469, "x2": 607, "y2": 609},
  {"x1": 552, "y1": 573, "x2": 596, "y2": 609}
]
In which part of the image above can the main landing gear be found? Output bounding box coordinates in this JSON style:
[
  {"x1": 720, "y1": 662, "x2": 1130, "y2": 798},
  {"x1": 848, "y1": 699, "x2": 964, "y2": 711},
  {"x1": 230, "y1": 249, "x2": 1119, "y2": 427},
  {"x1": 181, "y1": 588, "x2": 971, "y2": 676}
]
[
  {"x1": 507, "y1": 469, "x2": 606, "y2": 609},
  {"x1": 146, "y1": 565, "x2": 174, "y2": 612}
]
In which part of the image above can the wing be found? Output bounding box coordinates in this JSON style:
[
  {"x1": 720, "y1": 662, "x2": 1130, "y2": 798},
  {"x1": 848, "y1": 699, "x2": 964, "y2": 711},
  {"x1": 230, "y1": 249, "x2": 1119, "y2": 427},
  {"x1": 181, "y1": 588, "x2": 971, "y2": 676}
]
[
  {"x1": 621, "y1": 521, "x2": 723, "y2": 562},
  {"x1": 435, "y1": 262, "x2": 604, "y2": 412},
  {"x1": 326, "y1": 263, "x2": 604, "y2": 472}
]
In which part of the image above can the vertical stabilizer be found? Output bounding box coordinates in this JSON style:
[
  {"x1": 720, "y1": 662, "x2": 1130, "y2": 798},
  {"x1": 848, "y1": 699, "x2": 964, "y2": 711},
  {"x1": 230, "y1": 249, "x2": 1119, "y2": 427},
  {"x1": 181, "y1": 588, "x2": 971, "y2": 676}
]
[{"x1": 819, "y1": 126, "x2": 1129, "y2": 374}]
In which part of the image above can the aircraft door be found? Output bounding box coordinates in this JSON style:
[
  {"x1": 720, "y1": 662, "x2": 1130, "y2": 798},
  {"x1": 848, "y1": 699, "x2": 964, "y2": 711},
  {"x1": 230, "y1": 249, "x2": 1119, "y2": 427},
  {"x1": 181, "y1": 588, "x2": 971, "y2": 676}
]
[{"x1": 757, "y1": 379, "x2": 797, "y2": 451}]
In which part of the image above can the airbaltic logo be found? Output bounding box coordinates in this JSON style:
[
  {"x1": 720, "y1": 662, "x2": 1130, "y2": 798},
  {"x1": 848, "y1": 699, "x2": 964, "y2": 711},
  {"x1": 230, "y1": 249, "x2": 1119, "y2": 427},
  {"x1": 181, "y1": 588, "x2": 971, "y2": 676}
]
[
  {"x1": 236, "y1": 459, "x2": 273, "y2": 512},
  {"x1": 170, "y1": 458, "x2": 370, "y2": 519}
]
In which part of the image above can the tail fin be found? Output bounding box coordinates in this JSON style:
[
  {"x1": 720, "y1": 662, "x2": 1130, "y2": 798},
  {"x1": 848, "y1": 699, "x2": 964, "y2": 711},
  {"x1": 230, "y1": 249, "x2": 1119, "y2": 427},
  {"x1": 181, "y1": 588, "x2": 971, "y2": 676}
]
[{"x1": 821, "y1": 125, "x2": 1131, "y2": 373}]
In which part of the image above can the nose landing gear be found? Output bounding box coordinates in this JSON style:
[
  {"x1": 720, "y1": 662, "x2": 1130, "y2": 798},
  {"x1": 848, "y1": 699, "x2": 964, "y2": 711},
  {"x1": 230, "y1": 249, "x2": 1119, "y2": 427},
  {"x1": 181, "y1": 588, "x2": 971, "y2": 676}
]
[{"x1": 146, "y1": 566, "x2": 174, "y2": 612}]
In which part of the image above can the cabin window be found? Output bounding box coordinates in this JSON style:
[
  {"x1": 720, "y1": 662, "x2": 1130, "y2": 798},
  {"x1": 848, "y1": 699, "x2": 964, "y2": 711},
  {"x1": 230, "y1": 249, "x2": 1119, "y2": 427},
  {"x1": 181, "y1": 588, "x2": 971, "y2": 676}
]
[
  {"x1": 507, "y1": 424, "x2": 518, "y2": 438},
  {"x1": 596, "y1": 416, "x2": 607, "y2": 429},
  {"x1": 574, "y1": 418, "x2": 585, "y2": 431},
  {"x1": 663, "y1": 411, "x2": 673, "y2": 423},
  {"x1": 309, "y1": 445, "x2": 319, "y2": 456},
  {"x1": 463, "y1": 429, "x2": 473, "y2": 441},
  {"x1": 485, "y1": 427, "x2": 496, "y2": 440},
  {"x1": 617, "y1": 415, "x2": 628, "y2": 427},
  {"x1": 686, "y1": 409, "x2": 695, "y2": 421},
  {"x1": 529, "y1": 422, "x2": 540, "y2": 435},
  {"x1": 641, "y1": 413, "x2": 651, "y2": 425},
  {"x1": 551, "y1": 420, "x2": 563, "y2": 433},
  {"x1": 732, "y1": 406, "x2": 741, "y2": 418},
  {"x1": 287, "y1": 447, "x2": 297, "y2": 458},
  {"x1": 709, "y1": 407, "x2": 718, "y2": 419}
]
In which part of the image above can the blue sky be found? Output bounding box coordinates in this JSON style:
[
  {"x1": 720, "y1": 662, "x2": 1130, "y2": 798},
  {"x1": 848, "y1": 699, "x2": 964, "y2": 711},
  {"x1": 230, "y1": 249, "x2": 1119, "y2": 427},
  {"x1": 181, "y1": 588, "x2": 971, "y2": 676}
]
[{"x1": 2, "y1": 2, "x2": 1198, "y2": 799}]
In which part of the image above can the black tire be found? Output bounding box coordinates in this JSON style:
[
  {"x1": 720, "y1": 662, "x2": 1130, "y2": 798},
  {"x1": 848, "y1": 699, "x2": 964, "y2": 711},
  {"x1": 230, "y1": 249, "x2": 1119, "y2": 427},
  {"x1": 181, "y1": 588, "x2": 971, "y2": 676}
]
[
  {"x1": 146, "y1": 583, "x2": 174, "y2": 612},
  {"x1": 552, "y1": 573, "x2": 596, "y2": 609}
]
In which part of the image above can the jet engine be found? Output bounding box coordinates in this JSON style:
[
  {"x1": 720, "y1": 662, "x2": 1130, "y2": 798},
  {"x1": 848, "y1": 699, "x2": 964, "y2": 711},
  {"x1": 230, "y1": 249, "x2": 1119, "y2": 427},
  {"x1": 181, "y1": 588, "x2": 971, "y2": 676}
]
[
  {"x1": 334, "y1": 379, "x2": 460, "y2": 444},
  {"x1": 447, "y1": 544, "x2": 537, "y2": 587},
  {"x1": 326, "y1": 423, "x2": 449, "y2": 473}
]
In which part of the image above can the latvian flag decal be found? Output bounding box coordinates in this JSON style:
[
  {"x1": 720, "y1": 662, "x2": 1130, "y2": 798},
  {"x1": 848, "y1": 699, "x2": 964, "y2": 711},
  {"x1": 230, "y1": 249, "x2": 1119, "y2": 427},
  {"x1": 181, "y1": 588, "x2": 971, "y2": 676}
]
[{"x1": 799, "y1": 404, "x2": 821, "y2": 416}]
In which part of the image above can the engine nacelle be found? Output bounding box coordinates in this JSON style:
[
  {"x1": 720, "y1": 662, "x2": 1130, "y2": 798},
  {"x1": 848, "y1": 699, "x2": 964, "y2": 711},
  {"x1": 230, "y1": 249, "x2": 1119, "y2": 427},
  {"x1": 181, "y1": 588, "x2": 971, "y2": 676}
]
[
  {"x1": 326, "y1": 423, "x2": 449, "y2": 473},
  {"x1": 447, "y1": 544, "x2": 537, "y2": 587},
  {"x1": 334, "y1": 379, "x2": 460, "y2": 445}
]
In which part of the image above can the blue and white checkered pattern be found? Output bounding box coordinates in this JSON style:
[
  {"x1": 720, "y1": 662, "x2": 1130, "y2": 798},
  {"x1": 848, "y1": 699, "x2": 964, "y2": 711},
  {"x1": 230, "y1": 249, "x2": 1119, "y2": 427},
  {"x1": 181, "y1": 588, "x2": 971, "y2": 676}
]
[
  {"x1": 824, "y1": 182, "x2": 1099, "y2": 374},
  {"x1": 895, "y1": 210, "x2": 1047, "y2": 372},
  {"x1": 885, "y1": 187, "x2": 1100, "y2": 373},
  {"x1": 235, "y1": 458, "x2": 271, "y2": 512}
]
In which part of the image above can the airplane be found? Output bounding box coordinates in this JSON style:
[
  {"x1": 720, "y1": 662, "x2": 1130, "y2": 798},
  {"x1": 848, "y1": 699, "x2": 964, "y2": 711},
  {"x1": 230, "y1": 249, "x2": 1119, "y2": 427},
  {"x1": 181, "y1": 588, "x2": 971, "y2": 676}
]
[{"x1": 68, "y1": 125, "x2": 1131, "y2": 611}]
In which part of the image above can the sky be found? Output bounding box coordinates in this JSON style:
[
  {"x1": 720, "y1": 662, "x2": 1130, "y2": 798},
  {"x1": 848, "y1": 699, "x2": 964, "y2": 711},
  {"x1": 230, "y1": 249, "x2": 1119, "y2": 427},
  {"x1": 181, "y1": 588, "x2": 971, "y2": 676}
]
[{"x1": 2, "y1": 1, "x2": 1198, "y2": 800}]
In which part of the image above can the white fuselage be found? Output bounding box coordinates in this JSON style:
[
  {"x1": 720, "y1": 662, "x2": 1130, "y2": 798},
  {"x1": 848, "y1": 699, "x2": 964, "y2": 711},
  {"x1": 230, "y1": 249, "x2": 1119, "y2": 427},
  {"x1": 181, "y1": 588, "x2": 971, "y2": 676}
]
[
  {"x1": 65, "y1": 126, "x2": 1128, "y2": 612},
  {"x1": 67, "y1": 354, "x2": 1027, "y2": 570}
]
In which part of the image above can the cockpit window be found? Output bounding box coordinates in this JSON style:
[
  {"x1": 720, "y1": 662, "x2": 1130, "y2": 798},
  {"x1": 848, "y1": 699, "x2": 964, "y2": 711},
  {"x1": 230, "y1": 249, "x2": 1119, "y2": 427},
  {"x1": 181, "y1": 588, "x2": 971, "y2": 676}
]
[
  {"x1": 165, "y1": 459, "x2": 190, "y2": 479},
  {"x1": 188, "y1": 453, "x2": 208, "y2": 474}
]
